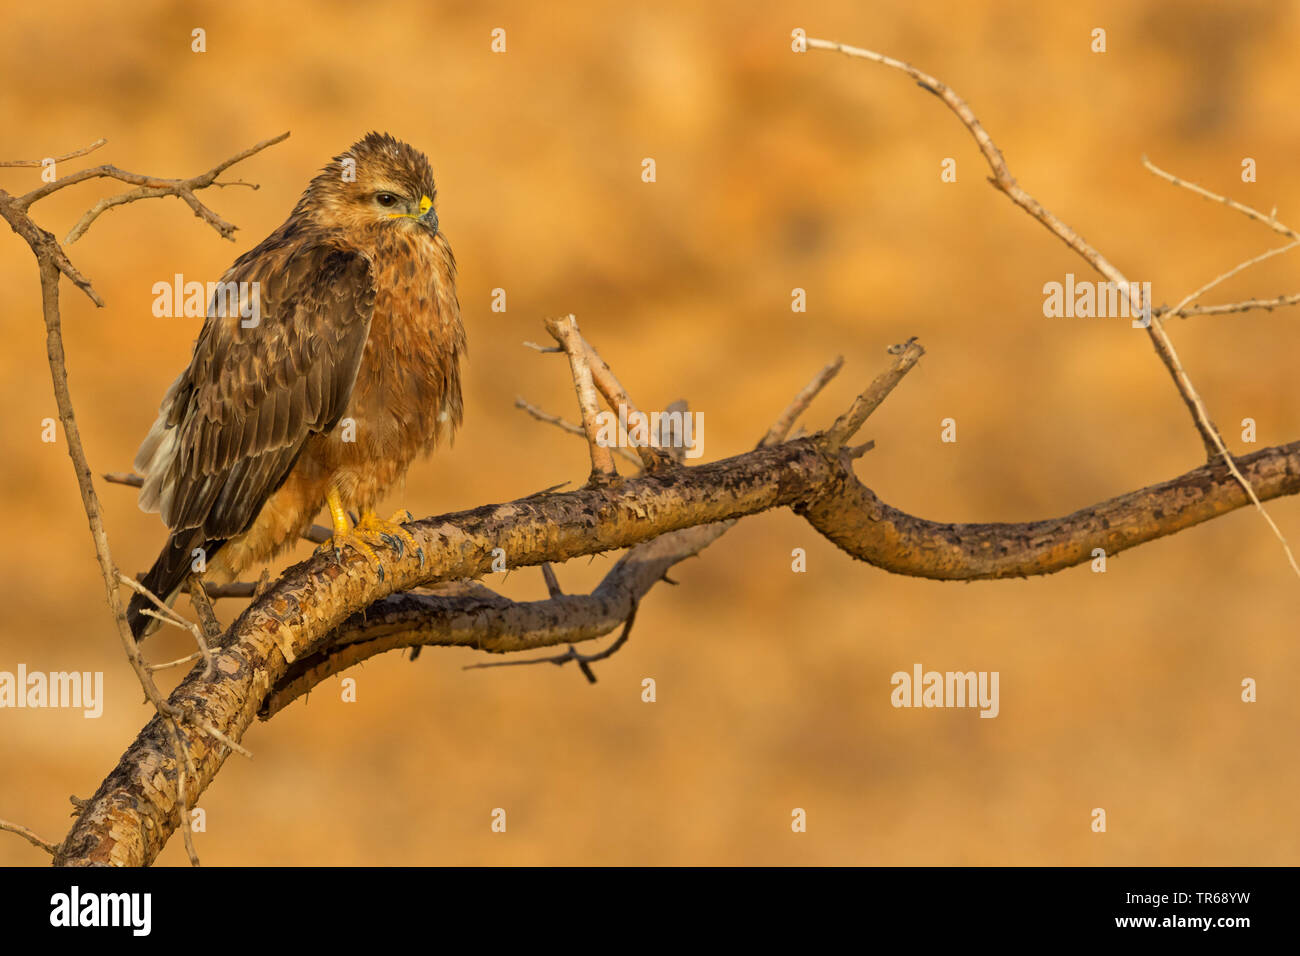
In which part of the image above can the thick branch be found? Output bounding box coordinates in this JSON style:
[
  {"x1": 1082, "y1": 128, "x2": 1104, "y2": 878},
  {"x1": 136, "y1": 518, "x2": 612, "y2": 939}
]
[
  {"x1": 57, "y1": 425, "x2": 1300, "y2": 865},
  {"x1": 267, "y1": 361, "x2": 846, "y2": 713},
  {"x1": 801, "y1": 441, "x2": 1300, "y2": 578},
  {"x1": 261, "y1": 525, "x2": 721, "y2": 717}
]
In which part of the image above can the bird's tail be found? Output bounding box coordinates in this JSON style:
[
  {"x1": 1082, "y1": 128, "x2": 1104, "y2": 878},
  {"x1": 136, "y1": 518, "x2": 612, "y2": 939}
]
[{"x1": 127, "y1": 530, "x2": 226, "y2": 641}]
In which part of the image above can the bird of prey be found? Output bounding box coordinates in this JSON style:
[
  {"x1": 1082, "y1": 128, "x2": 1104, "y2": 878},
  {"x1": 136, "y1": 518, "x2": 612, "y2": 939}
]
[{"x1": 126, "y1": 132, "x2": 465, "y2": 639}]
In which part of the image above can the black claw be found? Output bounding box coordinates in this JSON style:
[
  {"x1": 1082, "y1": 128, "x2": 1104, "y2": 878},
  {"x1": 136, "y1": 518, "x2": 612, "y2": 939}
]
[
  {"x1": 381, "y1": 533, "x2": 404, "y2": 557},
  {"x1": 376, "y1": 564, "x2": 385, "y2": 582},
  {"x1": 416, "y1": 547, "x2": 425, "y2": 568}
]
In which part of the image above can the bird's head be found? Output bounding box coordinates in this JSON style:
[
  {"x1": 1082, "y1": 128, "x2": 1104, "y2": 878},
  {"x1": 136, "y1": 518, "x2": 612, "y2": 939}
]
[{"x1": 301, "y1": 131, "x2": 441, "y2": 237}]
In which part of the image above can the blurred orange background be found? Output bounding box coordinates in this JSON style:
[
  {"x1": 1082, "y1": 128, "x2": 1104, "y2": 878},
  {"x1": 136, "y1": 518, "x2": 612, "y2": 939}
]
[{"x1": 1, "y1": 0, "x2": 1297, "y2": 865}]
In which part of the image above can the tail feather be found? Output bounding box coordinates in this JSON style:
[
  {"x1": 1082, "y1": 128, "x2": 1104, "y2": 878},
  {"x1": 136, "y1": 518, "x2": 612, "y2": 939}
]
[{"x1": 127, "y1": 530, "x2": 226, "y2": 640}]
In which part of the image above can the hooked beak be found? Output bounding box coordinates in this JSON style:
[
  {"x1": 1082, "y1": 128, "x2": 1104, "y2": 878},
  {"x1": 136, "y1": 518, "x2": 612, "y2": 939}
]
[
  {"x1": 388, "y1": 194, "x2": 438, "y2": 232},
  {"x1": 418, "y1": 194, "x2": 438, "y2": 233}
]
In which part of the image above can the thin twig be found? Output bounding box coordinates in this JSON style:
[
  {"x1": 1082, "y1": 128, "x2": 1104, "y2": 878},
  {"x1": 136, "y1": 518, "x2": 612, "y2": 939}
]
[
  {"x1": 0, "y1": 191, "x2": 104, "y2": 305},
  {"x1": 16, "y1": 132, "x2": 290, "y2": 243},
  {"x1": 1143, "y1": 156, "x2": 1299, "y2": 240},
  {"x1": 102, "y1": 471, "x2": 143, "y2": 487},
  {"x1": 0, "y1": 818, "x2": 59, "y2": 855},
  {"x1": 120, "y1": 573, "x2": 205, "y2": 645},
  {"x1": 164, "y1": 719, "x2": 201, "y2": 866},
  {"x1": 807, "y1": 38, "x2": 1220, "y2": 457},
  {"x1": 544, "y1": 314, "x2": 620, "y2": 483},
  {"x1": 463, "y1": 604, "x2": 639, "y2": 683},
  {"x1": 187, "y1": 574, "x2": 222, "y2": 676},
  {"x1": 181, "y1": 580, "x2": 255, "y2": 599},
  {"x1": 824, "y1": 340, "x2": 924, "y2": 448},
  {"x1": 118, "y1": 577, "x2": 250, "y2": 754},
  {"x1": 762, "y1": 356, "x2": 844, "y2": 446},
  {"x1": 515, "y1": 396, "x2": 641, "y2": 466},
  {"x1": 191, "y1": 718, "x2": 253, "y2": 759},
  {"x1": 581, "y1": 340, "x2": 678, "y2": 472},
  {"x1": 1164, "y1": 241, "x2": 1300, "y2": 318},
  {"x1": 146, "y1": 652, "x2": 203, "y2": 673},
  {"x1": 0, "y1": 138, "x2": 107, "y2": 168},
  {"x1": 1158, "y1": 293, "x2": 1300, "y2": 318},
  {"x1": 540, "y1": 563, "x2": 563, "y2": 598},
  {"x1": 516, "y1": 480, "x2": 571, "y2": 499},
  {"x1": 32, "y1": 257, "x2": 173, "y2": 717}
]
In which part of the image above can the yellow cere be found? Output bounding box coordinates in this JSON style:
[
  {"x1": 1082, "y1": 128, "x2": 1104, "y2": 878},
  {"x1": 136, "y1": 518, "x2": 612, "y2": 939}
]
[{"x1": 388, "y1": 195, "x2": 434, "y2": 220}]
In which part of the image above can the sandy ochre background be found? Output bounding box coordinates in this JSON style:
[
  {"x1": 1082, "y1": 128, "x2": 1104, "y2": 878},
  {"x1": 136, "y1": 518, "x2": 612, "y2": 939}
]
[{"x1": 1, "y1": 0, "x2": 1297, "y2": 864}]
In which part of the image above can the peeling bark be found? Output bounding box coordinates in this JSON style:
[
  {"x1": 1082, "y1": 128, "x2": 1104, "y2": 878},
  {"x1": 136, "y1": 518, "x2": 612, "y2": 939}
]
[{"x1": 56, "y1": 435, "x2": 1300, "y2": 865}]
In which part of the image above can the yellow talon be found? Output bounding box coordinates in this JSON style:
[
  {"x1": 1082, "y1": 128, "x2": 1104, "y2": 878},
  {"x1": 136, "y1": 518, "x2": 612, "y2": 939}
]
[
  {"x1": 318, "y1": 489, "x2": 385, "y2": 574},
  {"x1": 358, "y1": 508, "x2": 423, "y2": 565},
  {"x1": 317, "y1": 492, "x2": 423, "y2": 576}
]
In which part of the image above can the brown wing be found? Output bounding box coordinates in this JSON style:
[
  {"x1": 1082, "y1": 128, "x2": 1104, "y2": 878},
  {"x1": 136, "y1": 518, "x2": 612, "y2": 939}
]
[{"x1": 135, "y1": 236, "x2": 375, "y2": 539}]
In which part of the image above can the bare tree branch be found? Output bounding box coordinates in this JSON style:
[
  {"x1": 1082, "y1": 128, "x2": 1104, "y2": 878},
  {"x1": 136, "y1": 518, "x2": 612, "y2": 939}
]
[
  {"x1": 463, "y1": 603, "x2": 640, "y2": 683},
  {"x1": 1164, "y1": 240, "x2": 1300, "y2": 318},
  {"x1": 263, "y1": 355, "x2": 847, "y2": 713},
  {"x1": 20, "y1": 131, "x2": 290, "y2": 243},
  {"x1": 807, "y1": 38, "x2": 1224, "y2": 459},
  {"x1": 0, "y1": 135, "x2": 289, "y2": 865},
  {"x1": 515, "y1": 396, "x2": 642, "y2": 467},
  {"x1": 824, "y1": 340, "x2": 922, "y2": 448},
  {"x1": 580, "y1": 340, "x2": 678, "y2": 472},
  {"x1": 0, "y1": 137, "x2": 107, "y2": 167},
  {"x1": 545, "y1": 314, "x2": 620, "y2": 483},
  {"x1": 805, "y1": 36, "x2": 1300, "y2": 580},
  {"x1": 1157, "y1": 293, "x2": 1300, "y2": 318},
  {"x1": 1143, "y1": 155, "x2": 1299, "y2": 240},
  {"x1": 540, "y1": 563, "x2": 564, "y2": 598},
  {"x1": 762, "y1": 356, "x2": 843, "y2": 446},
  {"x1": 0, "y1": 818, "x2": 59, "y2": 856},
  {"x1": 57, "y1": 382, "x2": 1300, "y2": 865}
]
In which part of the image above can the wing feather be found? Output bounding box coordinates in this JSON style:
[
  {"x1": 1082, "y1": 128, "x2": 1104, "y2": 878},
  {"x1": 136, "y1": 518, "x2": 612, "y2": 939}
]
[{"x1": 135, "y1": 236, "x2": 376, "y2": 540}]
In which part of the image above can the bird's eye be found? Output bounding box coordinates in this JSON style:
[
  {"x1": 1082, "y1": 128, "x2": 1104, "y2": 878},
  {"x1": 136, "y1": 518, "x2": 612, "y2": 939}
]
[{"x1": 375, "y1": 192, "x2": 399, "y2": 208}]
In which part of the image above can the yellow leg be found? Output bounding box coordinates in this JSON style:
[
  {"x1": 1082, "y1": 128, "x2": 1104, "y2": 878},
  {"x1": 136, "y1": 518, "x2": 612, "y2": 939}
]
[
  {"x1": 327, "y1": 488, "x2": 351, "y2": 537},
  {"x1": 317, "y1": 487, "x2": 385, "y2": 575}
]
